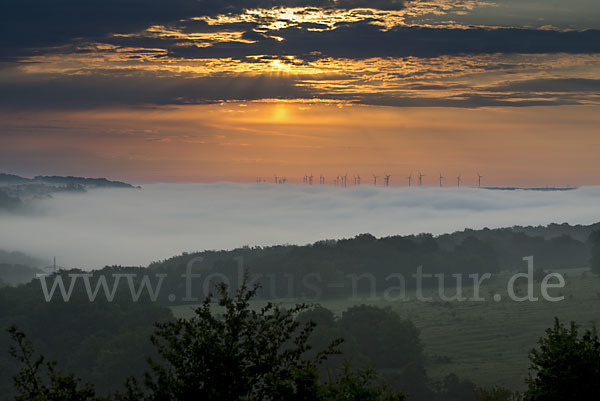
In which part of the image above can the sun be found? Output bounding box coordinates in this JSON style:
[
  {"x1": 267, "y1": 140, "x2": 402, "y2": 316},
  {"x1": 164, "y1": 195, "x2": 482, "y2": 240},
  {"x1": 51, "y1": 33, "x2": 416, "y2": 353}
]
[
  {"x1": 271, "y1": 103, "x2": 291, "y2": 121},
  {"x1": 269, "y1": 59, "x2": 292, "y2": 73}
]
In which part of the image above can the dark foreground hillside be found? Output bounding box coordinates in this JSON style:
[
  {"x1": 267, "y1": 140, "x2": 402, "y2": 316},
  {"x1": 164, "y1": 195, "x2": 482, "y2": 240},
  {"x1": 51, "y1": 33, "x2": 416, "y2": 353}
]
[{"x1": 2, "y1": 278, "x2": 600, "y2": 401}]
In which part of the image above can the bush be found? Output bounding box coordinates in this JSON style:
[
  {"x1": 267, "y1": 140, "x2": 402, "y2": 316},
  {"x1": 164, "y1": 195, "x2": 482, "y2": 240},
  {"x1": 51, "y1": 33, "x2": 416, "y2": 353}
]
[{"x1": 524, "y1": 318, "x2": 600, "y2": 401}]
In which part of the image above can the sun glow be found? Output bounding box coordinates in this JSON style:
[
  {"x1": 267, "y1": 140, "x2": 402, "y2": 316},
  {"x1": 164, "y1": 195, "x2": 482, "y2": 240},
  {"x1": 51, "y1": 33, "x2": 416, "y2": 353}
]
[
  {"x1": 270, "y1": 103, "x2": 292, "y2": 122},
  {"x1": 269, "y1": 59, "x2": 293, "y2": 73}
]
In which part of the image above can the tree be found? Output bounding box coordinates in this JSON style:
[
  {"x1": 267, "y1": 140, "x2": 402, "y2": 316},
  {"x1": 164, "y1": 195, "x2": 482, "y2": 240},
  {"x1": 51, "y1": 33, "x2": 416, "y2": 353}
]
[
  {"x1": 320, "y1": 364, "x2": 405, "y2": 401},
  {"x1": 524, "y1": 318, "x2": 600, "y2": 401},
  {"x1": 0, "y1": 268, "x2": 172, "y2": 397},
  {"x1": 476, "y1": 386, "x2": 521, "y2": 401},
  {"x1": 6, "y1": 278, "x2": 408, "y2": 401},
  {"x1": 590, "y1": 229, "x2": 600, "y2": 274},
  {"x1": 123, "y1": 278, "x2": 343, "y2": 401},
  {"x1": 435, "y1": 374, "x2": 477, "y2": 401},
  {"x1": 339, "y1": 305, "x2": 423, "y2": 369},
  {"x1": 7, "y1": 325, "x2": 98, "y2": 401}
]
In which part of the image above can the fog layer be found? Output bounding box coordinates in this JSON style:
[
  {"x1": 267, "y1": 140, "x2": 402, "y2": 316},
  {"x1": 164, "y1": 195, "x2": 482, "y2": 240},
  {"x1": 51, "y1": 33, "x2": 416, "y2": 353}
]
[{"x1": 1, "y1": 183, "x2": 599, "y2": 269}]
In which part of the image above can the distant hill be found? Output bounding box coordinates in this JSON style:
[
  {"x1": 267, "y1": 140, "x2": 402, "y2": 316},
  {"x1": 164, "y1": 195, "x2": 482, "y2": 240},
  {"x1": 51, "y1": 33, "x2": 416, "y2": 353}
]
[
  {"x1": 0, "y1": 173, "x2": 136, "y2": 188},
  {"x1": 0, "y1": 249, "x2": 47, "y2": 267},
  {"x1": 32, "y1": 175, "x2": 135, "y2": 188},
  {"x1": 0, "y1": 173, "x2": 138, "y2": 205},
  {"x1": 0, "y1": 250, "x2": 48, "y2": 286},
  {"x1": 0, "y1": 263, "x2": 45, "y2": 286},
  {"x1": 0, "y1": 173, "x2": 30, "y2": 184},
  {"x1": 484, "y1": 187, "x2": 576, "y2": 191}
]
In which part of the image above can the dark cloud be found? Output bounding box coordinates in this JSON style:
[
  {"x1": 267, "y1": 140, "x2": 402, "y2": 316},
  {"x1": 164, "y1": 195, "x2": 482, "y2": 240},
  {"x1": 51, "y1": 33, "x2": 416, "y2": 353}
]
[
  {"x1": 0, "y1": 0, "x2": 406, "y2": 60},
  {"x1": 0, "y1": 0, "x2": 201, "y2": 60},
  {"x1": 0, "y1": 68, "x2": 590, "y2": 110},
  {"x1": 490, "y1": 78, "x2": 600, "y2": 93},
  {"x1": 155, "y1": 23, "x2": 600, "y2": 59},
  {"x1": 0, "y1": 72, "x2": 311, "y2": 110},
  {"x1": 348, "y1": 93, "x2": 579, "y2": 108},
  {"x1": 2, "y1": 0, "x2": 599, "y2": 65}
]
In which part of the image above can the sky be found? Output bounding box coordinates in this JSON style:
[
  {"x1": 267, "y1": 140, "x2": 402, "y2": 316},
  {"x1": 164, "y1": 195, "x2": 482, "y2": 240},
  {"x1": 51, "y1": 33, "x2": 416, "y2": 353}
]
[
  {"x1": 2, "y1": 184, "x2": 600, "y2": 269},
  {"x1": 1, "y1": 0, "x2": 600, "y2": 185}
]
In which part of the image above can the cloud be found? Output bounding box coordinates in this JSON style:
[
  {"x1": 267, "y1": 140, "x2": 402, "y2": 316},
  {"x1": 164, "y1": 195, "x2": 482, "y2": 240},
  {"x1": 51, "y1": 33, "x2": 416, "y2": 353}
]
[
  {"x1": 3, "y1": 0, "x2": 600, "y2": 63},
  {"x1": 0, "y1": 0, "x2": 407, "y2": 60},
  {"x1": 1, "y1": 65, "x2": 594, "y2": 110},
  {"x1": 0, "y1": 72, "x2": 310, "y2": 110},
  {"x1": 156, "y1": 24, "x2": 600, "y2": 59},
  {"x1": 0, "y1": 0, "x2": 204, "y2": 60},
  {"x1": 341, "y1": 93, "x2": 578, "y2": 108},
  {"x1": 490, "y1": 78, "x2": 600, "y2": 93},
  {"x1": 1, "y1": 183, "x2": 599, "y2": 269}
]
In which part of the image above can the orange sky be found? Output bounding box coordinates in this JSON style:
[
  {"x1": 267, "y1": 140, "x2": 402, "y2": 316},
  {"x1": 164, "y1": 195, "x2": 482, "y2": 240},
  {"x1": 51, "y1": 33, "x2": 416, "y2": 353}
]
[
  {"x1": 2, "y1": 2, "x2": 600, "y2": 186},
  {"x1": 2, "y1": 103, "x2": 599, "y2": 187}
]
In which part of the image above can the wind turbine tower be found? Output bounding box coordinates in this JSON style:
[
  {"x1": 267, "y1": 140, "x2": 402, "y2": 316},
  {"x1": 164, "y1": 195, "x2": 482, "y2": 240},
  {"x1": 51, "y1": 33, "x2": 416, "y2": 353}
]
[
  {"x1": 457, "y1": 174, "x2": 461, "y2": 188},
  {"x1": 384, "y1": 174, "x2": 391, "y2": 187},
  {"x1": 418, "y1": 172, "x2": 425, "y2": 186},
  {"x1": 439, "y1": 173, "x2": 444, "y2": 188},
  {"x1": 407, "y1": 174, "x2": 412, "y2": 187},
  {"x1": 477, "y1": 173, "x2": 483, "y2": 188}
]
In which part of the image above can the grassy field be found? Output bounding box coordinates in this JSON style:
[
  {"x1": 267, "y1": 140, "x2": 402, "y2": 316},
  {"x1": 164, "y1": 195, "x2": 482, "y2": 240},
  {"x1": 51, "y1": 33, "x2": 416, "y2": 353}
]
[{"x1": 171, "y1": 267, "x2": 600, "y2": 390}]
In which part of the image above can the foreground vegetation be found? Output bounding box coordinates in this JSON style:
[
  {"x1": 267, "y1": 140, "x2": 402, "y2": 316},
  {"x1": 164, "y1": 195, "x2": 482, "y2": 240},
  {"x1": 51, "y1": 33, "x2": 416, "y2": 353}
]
[
  {"x1": 4, "y1": 279, "x2": 600, "y2": 401},
  {"x1": 174, "y1": 267, "x2": 598, "y2": 390}
]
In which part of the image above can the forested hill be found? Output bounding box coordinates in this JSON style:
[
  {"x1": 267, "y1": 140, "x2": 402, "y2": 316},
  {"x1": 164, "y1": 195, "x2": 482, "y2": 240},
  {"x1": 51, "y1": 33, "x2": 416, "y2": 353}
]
[
  {"x1": 438, "y1": 222, "x2": 600, "y2": 244},
  {"x1": 146, "y1": 222, "x2": 598, "y2": 302},
  {"x1": 0, "y1": 173, "x2": 138, "y2": 212},
  {"x1": 0, "y1": 249, "x2": 47, "y2": 286},
  {"x1": 0, "y1": 173, "x2": 136, "y2": 188}
]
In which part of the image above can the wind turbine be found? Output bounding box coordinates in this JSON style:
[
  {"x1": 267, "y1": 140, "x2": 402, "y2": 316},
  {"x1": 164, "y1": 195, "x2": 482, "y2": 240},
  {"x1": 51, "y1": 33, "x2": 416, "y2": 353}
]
[
  {"x1": 357, "y1": 174, "x2": 361, "y2": 185},
  {"x1": 373, "y1": 174, "x2": 379, "y2": 186},
  {"x1": 418, "y1": 172, "x2": 425, "y2": 186},
  {"x1": 384, "y1": 174, "x2": 391, "y2": 187},
  {"x1": 407, "y1": 173, "x2": 412, "y2": 187},
  {"x1": 477, "y1": 172, "x2": 483, "y2": 188},
  {"x1": 439, "y1": 173, "x2": 444, "y2": 188},
  {"x1": 457, "y1": 174, "x2": 461, "y2": 188}
]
